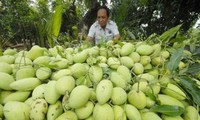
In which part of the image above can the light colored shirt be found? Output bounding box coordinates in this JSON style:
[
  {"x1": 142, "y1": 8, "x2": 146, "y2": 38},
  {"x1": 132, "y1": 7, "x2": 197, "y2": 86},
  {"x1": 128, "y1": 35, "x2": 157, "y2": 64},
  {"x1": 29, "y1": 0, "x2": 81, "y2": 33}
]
[{"x1": 88, "y1": 20, "x2": 119, "y2": 45}]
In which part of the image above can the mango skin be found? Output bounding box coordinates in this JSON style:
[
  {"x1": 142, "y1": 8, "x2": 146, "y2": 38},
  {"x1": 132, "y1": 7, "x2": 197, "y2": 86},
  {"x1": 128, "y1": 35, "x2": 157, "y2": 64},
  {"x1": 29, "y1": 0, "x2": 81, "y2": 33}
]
[
  {"x1": 56, "y1": 111, "x2": 78, "y2": 120},
  {"x1": 88, "y1": 65, "x2": 103, "y2": 83},
  {"x1": 113, "y1": 105, "x2": 126, "y2": 120},
  {"x1": 15, "y1": 66, "x2": 36, "y2": 80},
  {"x1": 136, "y1": 44, "x2": 153, "y2": 56},
  {"x1": 183, "y1": 106, "x2": 199, "y2": 120},
  {"x1": 47, "y1": 100, "x2": 63, "y2": 120},
  {"x1": 26, "y1": 45, "x2": 45, "y2": 60},
  {"x1": 0, "y1": 72, "x2": 15, "y2": 90},
  {"x1": 161, "y1": 115, "x2": 184, "y2": 120},
  {"x1": 70, "y1": 63, "x2": 87, "y2": 79},
  {"x1": 107, "y1": 57, "x2": 120, "y2": 69},
  {"x1": 93, "y1": 103, "x2": 114, "y2": 120},
  {"x1": 75, "y1": 101, "x2": 94, "y2": 119},
  {"x1": 117, "y1": 65, "x2": 132, "y2": 83},
  {"x1": 111, "y1": 87, "x2": 127, "y2": 105},
  {"x1": 141, "y1": 111, "x2": 162, "y2": 120},
  {"x1": 125, "y1": 104, "x2": 142, "y2": 120},
  {"x1": 3, "y1": 101, "x2": 30, "y2": 120},
  {"x1": 68, "y1": 85, "x2": 91, "y2": 109},
  {"x1": 161, "y1": 83, "x2": 186, "y2": 100},
  {"x1": 110, "y1": 72, "x2": 127, "y2": 89},
  {"x1": 96, "y1": 79, "x2": 113, "y2": 104},
  {"x1": 120, "y1": 56, "x2": 134, "y2": 68},
  {"x1": 129, "y1": 52, "x2": 140, "y2": 63},
  {"x1": 36, "y1": 67, "x2": 52, "y2": 81},
  {"x1": 132, "y1": 63, "x2": 144, "y2": 75},
  {"x1": 120, "y1": 42, "x2": 135, "y2": 56},
  {"x1": 55, "y1": 76, "x2": 75, "y2": 95},
  {"x1": 9, "y1": 77, "x2": 41, "y2": 91},
  {"x1": 44, "y1": 81, "x2": 61, "y2": 104},
  {"x1": 128, "y1": 89, "x2": 147, "y2": 109},
  {"x1": 3, "y1": 91, "x2": 31, "y2": 104},
  {"x1": 0, "y1": 55, "x2": 15, "y2": 64},
  {"x1": 157, "y1": 94, "x2": 185, "y2": 108},
  {"x1": 32, "y1": 83, "x2": 46, "y2": 100},
  {"x1": 30, "y1": 99, "x2": 48, "y2": 120},
  {"x1": 0, "y1": 62, "x2": 12, "y2": 74}
]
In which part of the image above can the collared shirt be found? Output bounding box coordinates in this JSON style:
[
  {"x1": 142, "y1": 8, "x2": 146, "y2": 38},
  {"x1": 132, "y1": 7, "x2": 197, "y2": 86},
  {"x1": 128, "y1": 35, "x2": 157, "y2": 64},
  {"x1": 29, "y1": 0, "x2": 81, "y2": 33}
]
[{"x1": 88, "y1": 20, "x2": 119, "y2": 45}]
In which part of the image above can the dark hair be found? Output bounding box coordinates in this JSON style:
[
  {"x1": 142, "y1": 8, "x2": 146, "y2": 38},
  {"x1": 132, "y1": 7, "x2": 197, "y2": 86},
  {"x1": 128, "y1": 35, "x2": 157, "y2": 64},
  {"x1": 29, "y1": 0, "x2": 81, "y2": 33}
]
[{"x1": 97, "y1": 5, "x2": 110, "y2": 17}]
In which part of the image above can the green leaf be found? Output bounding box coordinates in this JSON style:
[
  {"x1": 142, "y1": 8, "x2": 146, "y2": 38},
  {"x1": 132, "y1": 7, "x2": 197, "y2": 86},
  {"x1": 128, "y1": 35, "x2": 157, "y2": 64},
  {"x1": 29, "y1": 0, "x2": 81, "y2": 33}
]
[
  {"x1": 145, "y1": 90, "x2": 156, "y2": 101},
  {"x1": 167, "y1": 47, "x2": 184, "y2": 73},
  {"x1": 52, "y1": 4, "x2": 63, "y2": 39},
  {"x1": 150, "y1": 105, "x2": 185, "y2": 116},
  {"x1": 102, "y1": 67, "x2": 113, "y2": 79},
  {"x1": 178, "y1": 76, "x2": 200, "y2": 106},
  {"x1": 116, "y1": 41, "x2": 124, "y2": 47},
  {"x1": 186, "y1": 63, "x2": 200, "y2": 75},
  {"x1": 159, "y1": 24, "x2": 182, "y2": 42},
  {"x1": 193, "y1": 47, "x2": 200, "y2": 56},
  {"x1": 170, "y1": 36, "x2": 187, "y2": 43},
  {"x1": 139, "y1": 0, "x2": 148, "y2": 6}
]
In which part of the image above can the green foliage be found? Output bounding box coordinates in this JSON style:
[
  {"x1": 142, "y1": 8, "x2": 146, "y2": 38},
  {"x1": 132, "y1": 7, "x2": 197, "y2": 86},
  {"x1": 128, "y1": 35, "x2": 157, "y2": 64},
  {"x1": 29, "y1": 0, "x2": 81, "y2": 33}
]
[
  {"x1": 48, "y1": 3, "x2": 63, "y2": 47},
  {"x1": 159, "y1": 25, "x2": 182, "y2": 42},
  {"x1": 167, "y1": 47, "x2": 184, "y2": 74},
  {"x1": 0, "y1": 0, "x2": 83, "y2": 48},
  {"x1": 1, "y1": 0, "x2": 200, "y2": 49},
  {"x1": 112, "y1": 1, "x2": 129, "y2": 35},
  {"x1": 0, "y1": 0, "x2": 36, "y2": 45},
  {"x1": 150, "y1": 105, "x2": 185, "y2": 116},
  {"x1": 178, "y1": 76, "x2": 200, "y2": 106},
  {"x1": 112, "y1": 0, "x2": 200, "y2": 40},
  {"x1": 32, "y1": 0, "x2": 51, "y2": 47},
  {"x1": 154, "y1": 25, "x2": 200, "y2": 107}
]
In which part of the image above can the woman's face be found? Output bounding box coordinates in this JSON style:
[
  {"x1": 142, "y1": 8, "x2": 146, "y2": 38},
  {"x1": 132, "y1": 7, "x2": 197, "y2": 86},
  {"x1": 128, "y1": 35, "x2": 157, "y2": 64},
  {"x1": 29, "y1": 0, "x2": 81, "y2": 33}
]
[{"x1": 97, "y1": 9, "x2": 109, "y2": 29}]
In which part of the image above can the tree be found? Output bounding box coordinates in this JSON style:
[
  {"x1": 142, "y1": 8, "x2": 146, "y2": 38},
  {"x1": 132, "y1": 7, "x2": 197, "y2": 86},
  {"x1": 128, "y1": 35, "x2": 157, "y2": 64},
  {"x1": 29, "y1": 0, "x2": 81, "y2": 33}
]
[
  {"x1": 0, "y1": 0, "x2": 36, "y2": 49},
  {"x1": 112, "y1": 0, "x2": 200, "y2": 40},
  {"x1": 1, "y1": 0, "x2": 200, "y2": 49},
  {"x1": 60, "y1": 0, "x2": 79, "y2": 41},
  {"x1": 0, "y1": 0, "x2": 79, "y2": 48}
]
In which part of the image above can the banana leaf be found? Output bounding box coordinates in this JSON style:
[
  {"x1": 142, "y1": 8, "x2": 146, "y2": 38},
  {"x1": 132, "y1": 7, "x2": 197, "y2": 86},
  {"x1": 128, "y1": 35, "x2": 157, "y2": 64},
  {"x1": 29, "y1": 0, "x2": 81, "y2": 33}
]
[
  {"x1": 52, "y1": 4, "x2": 62, "y2": 39},
  {"x1": 47, "y1": 3, "x2": 63, "y2": 48},
  {"x1": 150, "y1": 105, "x2": 185, "y2": 116}
]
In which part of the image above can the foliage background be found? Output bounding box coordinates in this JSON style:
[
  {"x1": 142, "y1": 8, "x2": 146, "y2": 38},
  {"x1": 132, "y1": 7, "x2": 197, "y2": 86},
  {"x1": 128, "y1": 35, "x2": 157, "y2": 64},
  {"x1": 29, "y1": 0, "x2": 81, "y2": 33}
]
[{"x1": 0, "y1": 0, "x2": 200, "y2": 49}]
